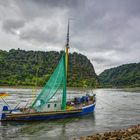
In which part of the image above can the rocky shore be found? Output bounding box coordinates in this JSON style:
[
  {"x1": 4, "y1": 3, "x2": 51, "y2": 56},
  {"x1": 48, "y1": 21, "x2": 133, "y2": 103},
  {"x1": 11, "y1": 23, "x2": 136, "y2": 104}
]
[{"x1": 74, "y1": 124, "x2": 140, "y2": 140}]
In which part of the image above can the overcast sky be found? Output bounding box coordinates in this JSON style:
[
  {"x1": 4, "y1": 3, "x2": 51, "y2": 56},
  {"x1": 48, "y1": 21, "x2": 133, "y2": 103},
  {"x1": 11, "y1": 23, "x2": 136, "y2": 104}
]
[{"x1": 0, "y1": 0, "x2": 140, "y2": 74}]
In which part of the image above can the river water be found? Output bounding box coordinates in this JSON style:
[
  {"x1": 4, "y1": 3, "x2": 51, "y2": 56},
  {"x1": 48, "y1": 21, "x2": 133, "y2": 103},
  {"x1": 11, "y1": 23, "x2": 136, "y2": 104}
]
[{"x1": 0, "y1": 88, "x2": 140, "y2": 140}]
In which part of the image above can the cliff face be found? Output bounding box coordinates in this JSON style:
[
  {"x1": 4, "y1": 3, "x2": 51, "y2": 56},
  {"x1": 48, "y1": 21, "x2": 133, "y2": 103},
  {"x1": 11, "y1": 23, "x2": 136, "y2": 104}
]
[
  {"x1": 0, "y1": 49, "x2": 98, "y2": 87},
  {"x1": 99, "y1": 63, "x2": 140, "y2": 87}
]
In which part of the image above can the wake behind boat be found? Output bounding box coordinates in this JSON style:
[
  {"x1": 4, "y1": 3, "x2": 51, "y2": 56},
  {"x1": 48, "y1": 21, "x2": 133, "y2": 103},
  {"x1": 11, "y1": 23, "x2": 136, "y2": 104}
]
[{"x1": 0, "y1": 21, "x2": 96, "y2": 121}]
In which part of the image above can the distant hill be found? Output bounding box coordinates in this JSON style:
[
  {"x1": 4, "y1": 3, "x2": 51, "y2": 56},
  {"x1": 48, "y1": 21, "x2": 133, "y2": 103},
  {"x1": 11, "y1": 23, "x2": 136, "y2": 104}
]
[
  {"x1": 99, "y1": 63, "x2": 140, "y2": 88},
  {"x1": 0, "y1": 49, "x2": 99, "y2": 87}
]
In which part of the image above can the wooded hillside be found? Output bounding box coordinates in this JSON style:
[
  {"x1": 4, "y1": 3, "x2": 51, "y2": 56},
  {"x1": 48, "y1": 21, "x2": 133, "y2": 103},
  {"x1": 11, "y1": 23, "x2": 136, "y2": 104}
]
[
  {"x1": 99, "y1": 63, "x2": 140, "y2": 87},
  {"x1": 0, "y1": 49, "x2": 98, "y2": 87}
]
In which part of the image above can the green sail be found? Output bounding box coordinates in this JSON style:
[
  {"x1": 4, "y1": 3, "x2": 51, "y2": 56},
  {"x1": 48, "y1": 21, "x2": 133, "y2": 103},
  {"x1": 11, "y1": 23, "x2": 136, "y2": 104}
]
[{"x1": 31, "y1": 53, "x2": 67, "y2": 111}]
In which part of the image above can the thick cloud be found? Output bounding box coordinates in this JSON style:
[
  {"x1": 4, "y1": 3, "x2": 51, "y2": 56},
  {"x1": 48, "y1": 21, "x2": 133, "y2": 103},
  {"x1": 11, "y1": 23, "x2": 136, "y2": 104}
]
[
  {"x1": 2, "y1": 19, "x2": 25, "y2": 34},
  {"x1": 0, "y1": 0, "x2": 140, "y2": 74}
]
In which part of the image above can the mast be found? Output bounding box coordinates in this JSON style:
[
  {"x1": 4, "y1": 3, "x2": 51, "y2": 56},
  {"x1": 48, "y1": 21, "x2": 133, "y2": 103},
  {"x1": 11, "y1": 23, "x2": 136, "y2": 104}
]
[
  {"x1": 61, "y1": 20, "x2": 70, "y2": 111},
  {"x1": 65, "y1": 20, "x2": 69, "y2": 78}
]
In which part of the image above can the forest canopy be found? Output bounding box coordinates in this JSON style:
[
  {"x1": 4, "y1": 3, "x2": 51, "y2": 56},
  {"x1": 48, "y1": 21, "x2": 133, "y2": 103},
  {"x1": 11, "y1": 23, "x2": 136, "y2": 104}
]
[
  {"x1": 0, "y1": 49, "x2": 99, "y2": 88},
  {"x1": 99, "y1": 63, "x2": 140, "y2": 88}
]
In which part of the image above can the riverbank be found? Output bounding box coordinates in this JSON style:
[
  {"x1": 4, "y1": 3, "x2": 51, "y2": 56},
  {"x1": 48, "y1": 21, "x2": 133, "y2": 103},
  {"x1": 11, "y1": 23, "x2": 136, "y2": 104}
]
[
  {"x1": 0, "y1": 85, "x2": 91, "y2": 91},
  {"x1": 123, "y1": 87, "x2": 140, "y2": 92},
  {"x1": 0, "y1": 85, "x2": 42, "y2": 89},
  {"x1": 74, "y1": 124, "x2": 140, "y2": 140},
  {"x1": 0, "y1": 85, "x2": 140, "y2": 91}
]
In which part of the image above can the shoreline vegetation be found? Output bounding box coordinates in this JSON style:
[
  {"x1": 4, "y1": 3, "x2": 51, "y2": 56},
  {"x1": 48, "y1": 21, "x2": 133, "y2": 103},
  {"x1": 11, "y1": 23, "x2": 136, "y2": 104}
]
[
  {"x1": 0, "y1": 85, "x2": 90, "y2": 90},
  {"x1": 74, "y1": 124, "x2": 140, "y2": 140}
]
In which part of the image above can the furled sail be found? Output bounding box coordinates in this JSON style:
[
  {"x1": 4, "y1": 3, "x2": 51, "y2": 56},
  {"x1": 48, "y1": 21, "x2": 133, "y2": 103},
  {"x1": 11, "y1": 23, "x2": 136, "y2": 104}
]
[{"x1": 31, "y1": 53, "x2": 66, "y2": 111}]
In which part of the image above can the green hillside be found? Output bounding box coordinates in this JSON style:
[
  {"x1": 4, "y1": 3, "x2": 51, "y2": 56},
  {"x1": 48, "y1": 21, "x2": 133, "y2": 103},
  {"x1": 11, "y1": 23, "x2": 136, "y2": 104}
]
[
  {"x1": 99, "y1": 63, "x2": 140, "y2": 88},
  {"x1": 0, "y1": 49, "x2": 98, "y2": 88}
]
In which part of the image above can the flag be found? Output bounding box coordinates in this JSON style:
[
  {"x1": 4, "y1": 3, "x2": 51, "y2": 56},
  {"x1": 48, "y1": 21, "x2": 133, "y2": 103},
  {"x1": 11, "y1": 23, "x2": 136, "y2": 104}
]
[{"x1": 0, "y1": 92, "x2": 9, "y2": 98}]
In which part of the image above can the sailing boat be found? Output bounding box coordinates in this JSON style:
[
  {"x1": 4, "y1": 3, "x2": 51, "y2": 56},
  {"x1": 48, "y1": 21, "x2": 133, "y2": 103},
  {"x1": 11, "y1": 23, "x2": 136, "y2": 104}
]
[{"x1": 0, "y1": 22, "x2": 96, "y2": 121}]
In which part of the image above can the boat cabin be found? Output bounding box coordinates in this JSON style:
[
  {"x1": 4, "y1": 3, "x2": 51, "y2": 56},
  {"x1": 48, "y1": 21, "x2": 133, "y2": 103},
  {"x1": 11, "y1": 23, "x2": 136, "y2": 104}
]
[{"x1": 42, "y1": 101, "x2": 62, "y2": 112}]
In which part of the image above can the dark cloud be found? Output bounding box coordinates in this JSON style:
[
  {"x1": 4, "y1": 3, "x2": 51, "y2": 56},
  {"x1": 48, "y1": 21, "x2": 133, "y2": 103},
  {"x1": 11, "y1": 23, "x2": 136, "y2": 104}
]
[
  {"x1": 2, "y1": 19, "x2": 25, "y2": 34},
  {"x1": 20, "y1": 25, "x2": 61, "y2": 44},
  {"x1": 0, "y1": 0, "x2": 140, "y2": 74},
  {"x1": 30, "y1": 0, "x2": 80, "y2": 8}
]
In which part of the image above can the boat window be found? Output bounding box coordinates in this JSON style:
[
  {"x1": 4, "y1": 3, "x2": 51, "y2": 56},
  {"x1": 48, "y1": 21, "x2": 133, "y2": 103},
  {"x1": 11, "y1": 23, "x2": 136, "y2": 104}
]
[
  {"x1": 54, "y1": 104, "x2": 57, "y2": 107},
  {"x1": 48, "y1": 104, "x2": 50, "y2": 108}
]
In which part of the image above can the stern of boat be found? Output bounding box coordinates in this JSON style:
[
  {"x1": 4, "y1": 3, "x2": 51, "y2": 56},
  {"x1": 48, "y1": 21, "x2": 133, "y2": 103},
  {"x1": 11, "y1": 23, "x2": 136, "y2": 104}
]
[{"x1": 0, "y1": 106, "x2": 9, "y2": 121}]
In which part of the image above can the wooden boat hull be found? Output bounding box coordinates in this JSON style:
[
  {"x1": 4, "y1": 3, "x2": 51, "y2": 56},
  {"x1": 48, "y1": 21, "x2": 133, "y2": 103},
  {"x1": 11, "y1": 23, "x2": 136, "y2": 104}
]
[{"x1": 0, "y1": 103, "x2": 95, "y2": 121}]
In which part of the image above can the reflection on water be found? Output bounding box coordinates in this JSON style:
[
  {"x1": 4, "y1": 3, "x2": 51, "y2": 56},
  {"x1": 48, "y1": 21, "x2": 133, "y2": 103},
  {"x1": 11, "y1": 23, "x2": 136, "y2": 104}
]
[
  {"x1": 0, "y1": 88, "x2": 140, "y2": 140},
  {"x1": 0, "y1": 114, "x2": 95, "y2": 140}
]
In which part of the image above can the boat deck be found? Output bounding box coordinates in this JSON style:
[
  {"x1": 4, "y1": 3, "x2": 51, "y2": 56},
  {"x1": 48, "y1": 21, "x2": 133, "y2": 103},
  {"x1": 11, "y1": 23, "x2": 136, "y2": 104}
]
[{"x1": 2, "y1": 101, "x2": 95, "y2": 121}]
